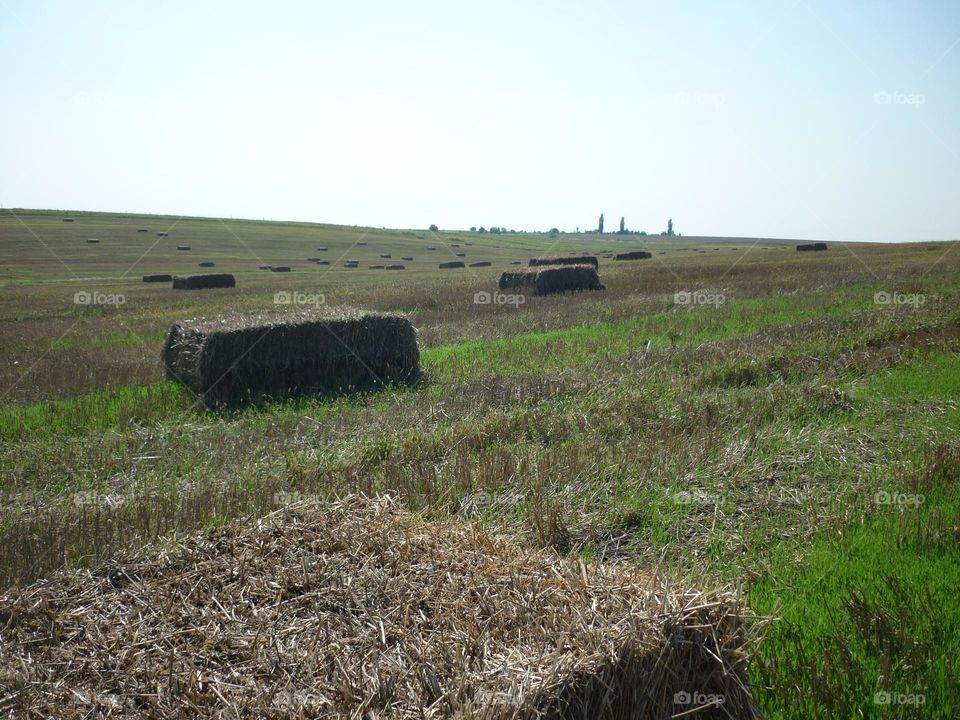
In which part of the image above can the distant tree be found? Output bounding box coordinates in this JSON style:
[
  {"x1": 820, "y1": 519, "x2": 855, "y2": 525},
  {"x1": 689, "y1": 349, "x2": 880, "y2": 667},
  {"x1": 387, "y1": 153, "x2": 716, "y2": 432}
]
[
  {"x1": 478, "y1": 226, "x2": 487, "y2": 233},
  {"x1": 639, "y1": 230, "x2": 647, "y2": 236},
  {"x1": 490, "y1": 226, "x2": 501, "y2": 234},
  {"x1": 667, "y1": 219, "x2": 674, "y2": 236},
  {"x1": 429, "y1": 224, "x2": 438, "y2": 232},
  {"x1": 598, "y1": 213, "x2": 604, "y2": 234},
  {"x1": 470, "y1": 226, "x2": 477, "y2": 232},
  {"x1": 619, "y1": 216, "x2": 625, "y2": 234},
  {"x1": 549, "y1": 227, "x2": 560, "y2": 235}
]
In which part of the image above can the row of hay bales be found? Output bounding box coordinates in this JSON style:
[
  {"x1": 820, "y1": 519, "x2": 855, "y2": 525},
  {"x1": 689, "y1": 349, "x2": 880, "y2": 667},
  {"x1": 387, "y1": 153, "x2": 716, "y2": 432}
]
[
  {"x1": 162, "y1": 308, "x2": 420, "y2": 407},
  {"x1": 0, "y1": 495, "x2": 761, "y2": 719}
]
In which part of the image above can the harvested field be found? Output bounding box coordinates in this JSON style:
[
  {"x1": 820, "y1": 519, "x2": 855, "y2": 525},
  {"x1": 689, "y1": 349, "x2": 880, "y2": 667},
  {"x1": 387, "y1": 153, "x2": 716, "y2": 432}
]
[
  {"x1": 162, "y1": 308, "x2": 420, "y2": 406},
  {"x1": 500, "y1": 264, "x2": 604, "y2": 295},
  {"x1": 171, "y1": 273, "x2": 236, "y2": 290},
  {"x1": 439, "y1": 261, "x2": 466, "y2": 269},
  {"x1": 529, "y1": 256, "x2": 598, "y2": 268},
  {"x1": 0, "y1": 496, "x2": 759, "y2": 719},
  {"x1": 141, "y1": 273, "x2": 172, "y2": 283},
  {"x1": 614, "y1": 251, "x2": 652, "y2": 261}
]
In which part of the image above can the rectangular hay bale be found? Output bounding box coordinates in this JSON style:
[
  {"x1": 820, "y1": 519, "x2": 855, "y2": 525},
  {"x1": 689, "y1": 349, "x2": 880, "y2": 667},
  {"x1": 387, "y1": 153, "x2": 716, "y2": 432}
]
[
  {"x1": 162, "y1": 309, "x2": 421, "y2": 406},
  {"x1": 142, "y1": 274, "x2": 172, "y2": 283},
  {"x1": 529, "y1": 255, "x2": 598, "y2": 268},
  {"x1": 500, "y1": 264, "x2": 604, "y2": 295},
  {"x1": 439, "y1": 261, "x2": 466, "y2": 269},
  {"x1": 171, "y1": 273, "x2": 236, "y2": 290},
  {"x1": 614, "y1": 250, "x2": 652, "y2": 261}
]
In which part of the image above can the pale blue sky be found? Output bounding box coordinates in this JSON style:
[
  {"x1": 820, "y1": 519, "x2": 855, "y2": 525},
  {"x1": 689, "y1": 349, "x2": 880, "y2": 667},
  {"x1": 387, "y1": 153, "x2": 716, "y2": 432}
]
[{"x1": 1, "y1": 0, "x2": 958, "y2": 241}]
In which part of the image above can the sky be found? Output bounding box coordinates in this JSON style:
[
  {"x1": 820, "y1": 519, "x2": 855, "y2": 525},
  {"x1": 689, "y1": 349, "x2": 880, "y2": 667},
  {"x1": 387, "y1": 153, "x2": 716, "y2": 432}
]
[{"x1": 1, "y1": 0, "x2": 958, "y2": 242}]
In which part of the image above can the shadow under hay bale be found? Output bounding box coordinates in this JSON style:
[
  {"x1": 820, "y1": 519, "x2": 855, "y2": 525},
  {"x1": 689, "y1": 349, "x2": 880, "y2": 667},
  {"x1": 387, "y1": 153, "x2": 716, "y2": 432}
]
[
  {"x1": 142, "y1": 274, "x2": 172, "y2": 283},
  {"x1": 530, "y1": 255, "x2": 598, "y2": 268},
  {"x1": 198, "y1": 261, "x2": 215, "y2": 267},
  {"x1": 171, "y1": 273, "x2": 236, "y2": 290},
  {"x1": 85, "y1": 239, "x2": 99, "y2": 244},
  {"x1": 0, "y1": 496, "x2": 762, "y2": 720},
  {"x1": 380, "y1": 254, "x2": 392, "y2": 258},
  {"x1": 500, "y1": 264, "x2": 604, "y2": 295},
  {"x1": 307, "y1": 257, "x2": 322, "y2": 262},
  {"x1": 439, "y1": 261, "x2": 466, "y2": 269},
  {"x1": 427, "y1": 246, "x2": 437, "y2": 250},
  {"x1": 344, "y1": 262, "x2": 358, "y2": 268},
  {"x1": 316, "y1": 246, "x2": 328, "y2": 251},
  {"x1": 258, "y1": 265, "x2": 272, "y2": 270},
  {"x1": 469, "y1": 261, "x2": 492, "y2": 267},
  {"x1": 614, "y1": 250, "x2": 652, "y2": 261},
  {"x1": 162, "y1": 309, "x2": 420, "y2": 407},
  {"x1": 314, "y1": 260, "x2": 330, "y2": 266},
  {"x1": 384, "y1": 264, "x2": 405, "y2": 270},
  {"x1": 62, "y1": 218, "x2": 74, "y2": 222},
  {"x1": 156, "y1": 232, "x2": 168, "y2": 237},
  {"x1": 455, "y1": 252, "x2": 466, "y2": 257},
  {"x1": 369, "y1": 264, "x2": 385, "y2": 269},
  {"x1": 402, "y1": 256, "x2": 414, "y2": 261},
  {"x1": 137, "y1": 228, "x2": 149, "y2": 233},
  {"x1": 176, "y1": 245, "x2": 190, "y2": 251},
  {"x1": 796, "y1": 242, "x2": 828, "y2": 252}
]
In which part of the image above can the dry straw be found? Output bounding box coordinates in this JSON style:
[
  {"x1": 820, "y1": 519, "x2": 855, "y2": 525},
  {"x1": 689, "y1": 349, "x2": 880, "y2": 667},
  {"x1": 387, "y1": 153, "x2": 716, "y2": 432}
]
[
  {"x1": 0, "y1": 496, "x2": 761, "y2": 719},
  {"x1": 171, "y1": 273, "x2": 236, "y2": 290},
  {"x1": 500, "y1": 265, "x2": 604, "y2": 296},
  {"x1": 162, "y1": 307, "x2": 420, "y2": 407}
]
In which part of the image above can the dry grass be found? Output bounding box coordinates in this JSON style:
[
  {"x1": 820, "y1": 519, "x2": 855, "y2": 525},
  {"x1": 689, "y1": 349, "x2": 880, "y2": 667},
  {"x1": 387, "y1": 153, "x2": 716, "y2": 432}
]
[{"x1": 0, "y1": 495, "x2": 761, "y2": 719}]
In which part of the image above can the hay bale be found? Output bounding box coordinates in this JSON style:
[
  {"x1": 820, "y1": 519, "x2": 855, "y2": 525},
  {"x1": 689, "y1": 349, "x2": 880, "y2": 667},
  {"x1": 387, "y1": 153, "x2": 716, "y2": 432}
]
[
  {"x1": 451, "y1": 243, "x2": 460, "y2": 247},
  {"x1": 469, "y1": 261, "x2": 492, "y2": 267},
  {"x1": 385, "y1": 264, "x2": 405, "y2": 270},
  {"x1": 357, "y1": 242, "x2": 367, "y2": 246},
  {"x1": 344, "y1": 262, "x2": 359, "y2": 268},
  {"x1": 161, "y1": 309, "x2": 420, "y2": 406},
  {"x1": 439, "y1": 261, "x2": 466, "y2": 269},
  {"x1": 455, "y1": 252, "x2": 466, "y2": 257},
  {"x1": 500, "y1": 264, "x2": 604, "y2": 295},
  {"x1": 137, "y1": 228, "x2": 149, "y2": 233},
  {"x1": 614, "y1": 251, "x2": 652, "y2": 261},
  {"x1": 62, "y1": 218, "x2": 74, "y2": 222},
  {"x1": 198, "y1": 261, "x2": 215, "y2": 267},
  {"x1": 316, "y1": 246, "x2": 328, "y2": 251},
  {"x1": 380, "y1": 254, "x2": 392, "y2": 258},
  {"x1": 0, "y1": 496, "x2": 761, "y2": 719},
  {"x1": 271, "y1": 266, "x2": 291, "y2": 272},
  {"x1": 176, "y1": 245, "x2": 190, "y2": 251},
  {"x1": 369, "y1": 264, "x2": 385, "y2": 269},
  {"x1": 307, "y1": 257, "x2": 322, "y2": 262},
  {"x1": 796, "y1": 242, "x2": 828, "y2": 252},
  {"x1": 402, "y1": 256, "x2": 414, "y2": 261},
  {"x1": 314, "y1": 260, "x2": 330, "y2": 266},
  {"x1": 142, "y1": 274, "x2": 172, "y2": 283},
  {"x1": 85, "y1": 238, "x2": 99, "y2": 244},
  {"x1": 258, "y1": 265, "x2": 272, "y2": 270},
  {"x1": 171, "y1": 273, "x2": 236, "y2": 290},
  {"x1": 156, "y1": 232, "x2": 169, "y2": 237},
  {"x1": 509, "y1": 260, "x2": 521, "y2": 265},
  {"x1": 530, "y1": 256, "x2": 598, "y2": 268},
  {"x1": 427, "y1": 246, "x2": 437, "y2": 250}
]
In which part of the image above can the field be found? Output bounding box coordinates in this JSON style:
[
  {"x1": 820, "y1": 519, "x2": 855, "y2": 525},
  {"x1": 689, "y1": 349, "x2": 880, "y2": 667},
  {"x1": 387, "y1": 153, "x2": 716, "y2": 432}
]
[{"x1": 1, "y1": 208, "x2": 958, "y2": 718}]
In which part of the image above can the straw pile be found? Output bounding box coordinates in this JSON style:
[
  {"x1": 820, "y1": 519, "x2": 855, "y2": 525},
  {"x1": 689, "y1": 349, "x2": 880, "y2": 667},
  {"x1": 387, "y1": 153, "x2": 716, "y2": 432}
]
[
  {"x1": 171, "y1": 273, "x2": 236, "y2": 290},
  {"x1": 499, "y1": 265, "x2": 604, "y2": 295},
  {"x1": 614, "y1": 251, "x2": 652, "y2": 261},
  {"x1": 529, "y1": 256, "x2": 598, "y2": 268},
  {"x1": 0, "y1": 496, "x2": 761, "y2": 719},
  {"x1": 439, "y1": 261, "x2": 466, "y2": 269},
  {"x1": 142, "y1": 274, "x2": 172, "y2": 283},
  {"x1": 796, "y1": 242, "x2": 828, "y2": 252},
  {"x1": 161, "y1": 308, "x2": 420, "y2": 407}
]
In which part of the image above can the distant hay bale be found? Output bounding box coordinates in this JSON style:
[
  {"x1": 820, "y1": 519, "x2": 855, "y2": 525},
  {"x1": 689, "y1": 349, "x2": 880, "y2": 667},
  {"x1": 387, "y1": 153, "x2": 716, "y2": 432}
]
[
  {"x1": 0, "y1": 496, "x2": 761, "y2": 719},
  {"x1": 385, "y1": 264, "x2": 405, "y2": 270},
  {"x1": 509, "y1": 260, "x2": 522, "y2": 265},
  {"x1": 455, "y1": 252, "x2": 466, "y2": 257},
  {"x1": 380, "y1": 254, "x2": 392, "y2": 258},
  {"x1": 316, "y1": 246, "x2": 328, "y2": 251},
  {"x1": 344, "y1": 262, "x2": 358, "y2": 268},
  {"x1": 137, "y1": 228, "x2": 149, "y2": 233},
  {"x1": 161, "y1": 309, "x2": 420, "y2": 406},
  {"x1": 500, "y1": 264, "x2": 604, "y2": 295},
  {"x1": 156, "y1": 232, "x2": 169, "y2": 237},
  {"x1": 450, "y1": 243, "x2": 460, "y2": 247},
  {"x1": 796, "y1": 242, "x2": 828, "y2": 252},
  {"x1": 439, "y1": 261, "x2": 466, "y2": 269},
  {"x1": 314, "y1": 260, "x2": 330, "y2": 266},
  {"x1": 171, "y1": 273, "x2": 236, "y2": 290},
  {"x1": 614, "y1": 250, "x2": 652, "y2": 261},
  {"x1": 357, "y1": 242, "x2": 367, "y2": 246},
  {"x1": 469, "y1": 261, "x2": 492, "y2": 267},
  {"x1": 369, "y1": 265, "x2": 385, "y2": 269},
  {"x1": 142, "y1": 274, "x2": 172, "y2": 283},
  {"x1": 85, "y1": 238, "x2": 99, "y2": 244},
  {"x1": 176, "y1": 245, "x2": 190, "y2": 251},
  {"x1": 427, "y1": 246, "x2": 437, "y2": 250},
  {"x1": 402, "y1": 256, "x2": 414, "y2": 261},
  {"x1": 271, "y1": 266, "x2": 291, "y2": 272},
  {"x1": 198, "y1": 261, "x2": 215, "y2": 267},
  {"x1": 307, "y1": 257, "x2": 322, "y2": 262},
  {"x1": 258, "y1": 265, "x2": 272, "y2": 270},
  {"x1": 62, "y1": 218, "x2": 74, "y2": 222},
  {"x1": 530, "y1": 256, "x2": 598, "y2": 268}
]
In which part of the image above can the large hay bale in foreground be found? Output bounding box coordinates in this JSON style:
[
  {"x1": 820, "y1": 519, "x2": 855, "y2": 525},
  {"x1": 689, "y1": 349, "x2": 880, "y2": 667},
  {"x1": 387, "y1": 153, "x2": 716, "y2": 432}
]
[
  {"x1": 171, "y1": 273, "x2": 235, "y2": 290},
  {"x1": 162, "y1": 309, "x2": 420, "y2": 406},
  {"x1": 141, "y1": 274, "x2": 172, "y2": 283},
  {"x1": 796, "y1": 242, "x2": 828, "y2": 252},
  {"x1": 614, "y1": 250, "x2": 652, "y2": 261},
  {"x1": 500, "y1": 264, "x2": 604, "y2": 295},
  {"x1": 530, "y1": 255, "x2": 598, "y2": 268},
  {"x1": 439, "y1": 261, "x2": 466, "y2": 269},
  {"x1": 0, "y1": 496, "x2": 761, "y2": 719}
]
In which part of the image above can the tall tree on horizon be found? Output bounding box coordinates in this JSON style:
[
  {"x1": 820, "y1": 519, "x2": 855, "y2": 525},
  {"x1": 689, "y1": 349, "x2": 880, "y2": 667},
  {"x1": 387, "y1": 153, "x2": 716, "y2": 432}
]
[
  {"x1": 667, "y1": 218, "x2": 674, "y2": 236},
  {"x1": 598, "y1": 213, "x2": 604, "y2": 234}
]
